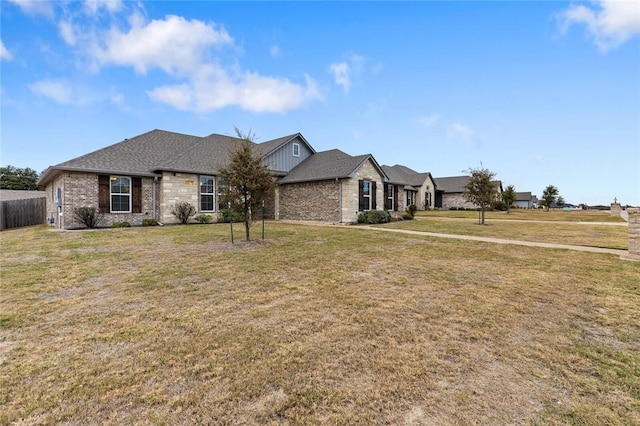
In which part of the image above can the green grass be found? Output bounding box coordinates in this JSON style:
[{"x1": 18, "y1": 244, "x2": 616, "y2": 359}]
[{"x1": 1, "y1": 223, "x2": 638, "y2": 424}]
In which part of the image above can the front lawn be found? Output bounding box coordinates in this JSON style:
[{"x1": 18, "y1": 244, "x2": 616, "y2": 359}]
[{"x1": 1, "y1": 223, "x2": 638, "y2": 424}]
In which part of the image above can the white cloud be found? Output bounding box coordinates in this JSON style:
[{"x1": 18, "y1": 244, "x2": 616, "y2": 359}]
[
  {"x1": 149, "y1": 67, "x2": 322, "y2": 113},
  {"x1": 328, "y1": 62, "x2": 351, "y2": 93},
  {"x1": 448, "y1": 122, "x2": 476, "y2": 147},
  {"x1": 91, "y1": 15, "x2": 233, "y2": 75},
  {"x1": 559, "y1": 0, "x2": 640, "y2": 51},
  {"x1": 9, "y1": 0, "x2": 55, "y2": 18},
  {"x1": 84, "y1": 0, "x2": 124, "y2": 15},
  {"x1": 417, "y1": 114, "x2": 440, "y2": 128},
  {"x1": 29, "y1": 80, "x2": 74, "y2": 105},
  {"x1": 0, "y1": 40, "x2": 13, "y2": 61},
  {"x1": 269, "y1": 44, "x2": 281, "y2": 57},
  {"x1": 328, "y1": 53, "x2": 367, "y2": 93},
  {"x1": 88, "y1": 14, "x2": 322, "y2": 113},
  {"x1": 59, "y1": 20, "x2": 77, "y2": 46},
  {"x1": 147, "y1": 84, "x2": 194, "y2": 111}
]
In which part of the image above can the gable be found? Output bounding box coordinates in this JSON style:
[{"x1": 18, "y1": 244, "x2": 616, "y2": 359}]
[{"x1": 262, "y1": 135, "x2": 314, "y2": 174}]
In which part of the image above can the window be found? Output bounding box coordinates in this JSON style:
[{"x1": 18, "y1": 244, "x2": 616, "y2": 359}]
[
  {"x1": 406, "y1": 190, "x2": 415, "y2": 207},
  {"x1": 363, "y1": 180, "x2": 372, "y2": 211},
  {"x1": 111, "y1": 176, "x2": 131, "y2": 212},
  {"x1": 425, "y1": 191, "x2": 431, "y2": 208},
  {"x1": 200, "y1": 176, "x2": 215, "y2": 211},
  {"x1": 217, "y1": 177, "x2": 229, "y2": 210},
  {"x1": 292, "y1": 143, "x2": 300, "y2": 157},
  {"x1": 386, "y1": 184, "x2": 394, "y2": 211},
  {"x1": 359, "y1": 179, "x2": 377, "y2": 211}
]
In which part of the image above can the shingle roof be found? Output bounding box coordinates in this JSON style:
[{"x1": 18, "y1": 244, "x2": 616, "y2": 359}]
[
  {"x1": 382, "y1": 164, "x2": 432, "y2": 187},
  {"x1": 516, "y1": 192, "x2": 532, "y2": 201},
  {"x1": 38, "y1": 129, "x2": 311, "y2": 186},
  {"x1": 154, "y1": 133, "x2": 248, "y2": 175},
  {"x1": 38, "y1": 129, "x2": 203, "y2": 185},
  {"x1": 433, "y1": 175, "x2": 470, "y2": 193},
  {"x1": 278, "y1": 149, "x2": 380, "y2": 184}
]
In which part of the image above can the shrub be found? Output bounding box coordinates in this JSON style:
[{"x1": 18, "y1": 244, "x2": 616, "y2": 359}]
[
  {"x1": 402, "y1": 212, "x2": 413, "y2": 220},
  {"x1": 171, "y1": 202, "x2": 196, "y2": 224},
  {"x1": 142, "y1": 218, "x2": 157, "y2": 226},
  {"x1": 111, "y1": 221, "x2": 131, "y2": 228},
  {"x1": 194, "y1": 214, "x2": 213, "y2": 224},
  {"x1": 72, "y1": 206, "x2": 103, "y2": 229},
  {"x1": 218, "y1": 209, "x2": 244, "y2": 223},
  {"x1": 407, "y1": 204, "x2": 418, "y2": 218},
  {"x1": 357, "y1": 210, "x2": 391, "y2": 224}
]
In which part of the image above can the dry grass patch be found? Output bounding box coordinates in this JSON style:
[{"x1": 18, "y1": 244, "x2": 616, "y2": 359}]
[
  {"x1": 1, "y1": 223, "x2": 639, "y2": 424},
  {"x1": 417, "y1": 209, "x2": 625, "y2": 223},
  {"x1": 383, "y1": 217, "x2": 628, "y2": 250}
]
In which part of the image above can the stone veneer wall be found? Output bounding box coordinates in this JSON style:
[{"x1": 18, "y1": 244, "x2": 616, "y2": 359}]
[
  {"x1": 160, "y1": 172, "x2": 200, "y2": 224},
  {"x1": 50, "y1": 172, "x2": 157, "y2": 229},
  {"x1": 278, "y1": 180, "x2": 340, "y2": 222},
  {"x1": 341, "y1": 160, "x2": 384, "y2": 223},
  {"x1": 441, "y1": 193, "x2": 477, "y2": 210},
  {"x1": 628, "y1": 208, "x2": 640, "y2": 257},
  {"x1": 610, "y1": 203, "x2": 622, "y2": 217}
]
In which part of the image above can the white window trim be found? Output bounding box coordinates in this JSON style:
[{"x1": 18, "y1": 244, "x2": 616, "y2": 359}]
[
  {"x1": 387, "y1": 185, "x2": 394, "y2": 211},
  {"x1": 292, "y1": 142, "x2": 300, "y2": 157},
  {"x1": 110, "y1": 176, "x2": 131, "y2": 213},
  {"x1": 200, "y1": 175, "x2": 216, "y2": 212}
]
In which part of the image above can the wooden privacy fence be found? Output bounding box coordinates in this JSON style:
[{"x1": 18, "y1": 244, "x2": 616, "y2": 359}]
[{"x1": 0, "y1": 197, "x2": 46, "y2": 230}]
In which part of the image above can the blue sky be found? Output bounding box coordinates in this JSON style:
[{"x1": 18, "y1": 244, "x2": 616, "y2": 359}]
[{"x1": 1, "y1": 0, "x2": 639, "y2": 205}]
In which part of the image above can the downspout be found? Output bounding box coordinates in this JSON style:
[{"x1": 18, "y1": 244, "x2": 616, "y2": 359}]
[
  {"x1": 337, "y1": 178, "x2": 342, "y2": 224},
  {"x1": 152, "y1": 176, "x2": 157, "y2": 221}
]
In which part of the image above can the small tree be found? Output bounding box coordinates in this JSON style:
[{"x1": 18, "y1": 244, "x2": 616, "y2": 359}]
[
  {"x1": 73, "y1": 206, "x2": 103, "y2": 228},
  {"x1": 540, "y1": 185, "x2": 559, "y2": 211},
  {"x1": 557, "y1": 196, "x2": 565, "y2": 208},
  {"x1": 502, "y1": 185, "x2": 517, "y2": 213},
  {"x1": 463, "y1": 165, "x2": 496, "y2": 225},
  {"x1": 172, "y1": 202, "x2": 196, "y2": 224},
  {"x1": 218, "y1": 129, "x2": 275, "y2": 241}
]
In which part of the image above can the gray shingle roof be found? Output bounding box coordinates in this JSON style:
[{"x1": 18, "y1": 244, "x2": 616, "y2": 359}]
[
  {"x1": 382, "y1": 165, "x2": 432, "y2": 187},
  {"x1": 38, "y1": 129, "x2": 311, "y2": 186},
  {"x1": 38, "y1": 129, "x2": 203, "y2": 185},
  {"x1": 433, "y1": 175, "x2": 471, "y2": 193},
  {"x1": 278, "y1": 149, "x2": 379, "y2": 184},
  {"x1": 516, "y1": 192, "x2": 532, "y2": 201}
]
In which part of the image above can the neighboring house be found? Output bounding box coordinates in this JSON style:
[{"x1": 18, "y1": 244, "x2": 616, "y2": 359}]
[
  {"x1": 381, "y1": 165, "x2": 436, "y2": 212},
  {"x1": 515, "y1": 192, "x2": 534, "y2": 208},
  {"x1": 37, "y1": 129, "x2": 389, "y2": 228},
  {"x1": 434, "y1": 175, "x2": 503, "y2": 209},
  {"x1": 277, "y1": 149, "x2": 387, "y2": 223}
]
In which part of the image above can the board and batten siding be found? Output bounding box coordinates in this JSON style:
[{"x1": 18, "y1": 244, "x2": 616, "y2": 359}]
[{"x1": 262, "y1": 137, "x2": 313, "y2": 173}]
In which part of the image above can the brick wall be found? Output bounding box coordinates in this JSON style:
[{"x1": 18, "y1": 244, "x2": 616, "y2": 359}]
[
  {"x1": 628, "y1": 208, "x2": 640, "y2": 257},
  {"x1": 49, "y1": 172, "x2": 158, "y2": 229},
  {"x1": 441, "y1": 193, "x2": 477, "y2": 209},
  {"x1": 278, "y1": 180, "x2": 340, "y2": 222}
]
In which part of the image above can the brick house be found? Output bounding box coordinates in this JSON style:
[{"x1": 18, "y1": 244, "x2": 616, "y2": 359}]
[
  {"x1": 277, "y1": 149, "x2": 387, "y2": 223},
  {"x1": 37, "y1": 129, "x2": 389, "y2": 228},
  {"x1": 381, "y1": 165, "x2": 436, "y2": 213},
  {"x1": 434, "y1": 175, "x2": 503, "y2": 209}
]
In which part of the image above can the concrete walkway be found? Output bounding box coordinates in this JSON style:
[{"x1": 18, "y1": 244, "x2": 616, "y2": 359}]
[{"x1": 353, "y1": 225, "x2": 627, "y2": 256}]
